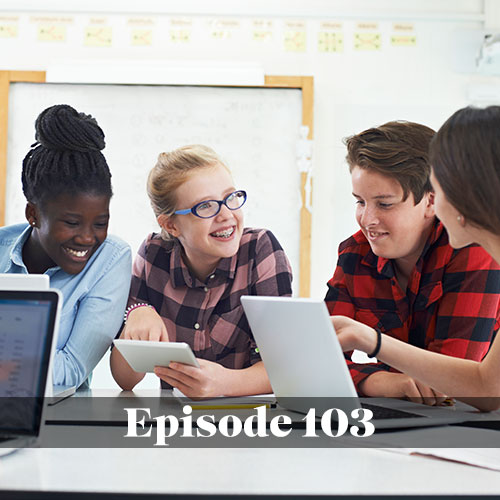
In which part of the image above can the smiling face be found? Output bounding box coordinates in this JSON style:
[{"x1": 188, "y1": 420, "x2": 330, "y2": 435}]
[
  {"x1": 161, "y1": 163, "x2": 244, "y2": 280},
  {"x1": 26, "y1": 192, "x2": 110, "y2": 275},
  {"x1": 351, "y1": 166, "x2": 435, "y2": 267}
]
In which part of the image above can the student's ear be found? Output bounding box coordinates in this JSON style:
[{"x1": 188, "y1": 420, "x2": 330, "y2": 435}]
[
  {"x1": 25, "y1": 202, "x2": 40, "y2": 228},
  {"x1": 157, "y1": 214, "x2": 180, "y2": 238},
  {"x1": 424, "y1": 192, "x2": 435, "y2": 218}
]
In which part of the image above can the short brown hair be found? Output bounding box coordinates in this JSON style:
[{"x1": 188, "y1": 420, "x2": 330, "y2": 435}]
[
  {"x1": 344, "y1": 121, "x2": 435, "y2": 204},
  {"x1": 430, "y1": 106, "x2": 500, "y2": 234}
]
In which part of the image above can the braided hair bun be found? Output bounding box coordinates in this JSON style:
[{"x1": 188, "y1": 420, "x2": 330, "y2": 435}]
[
  {"x1": 22, "y1": 104, "x2": 112, "y2": 205},
  {"x1": 35, "y1": 104, "x2": 105, "y2": 153}
]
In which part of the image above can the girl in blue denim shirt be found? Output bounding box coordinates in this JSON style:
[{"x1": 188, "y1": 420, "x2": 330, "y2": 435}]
[{"x1": 0, "y1": 104, "x2": 131, "y2": 388}]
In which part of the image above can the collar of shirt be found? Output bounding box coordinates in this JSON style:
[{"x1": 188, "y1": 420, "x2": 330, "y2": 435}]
[
  {"x1": 9, "y1": 224, "x2": 61, "y2": 276},
  {"x1": 169, "y1": 238, "x2": 237, "y2": 289},
  {"x1": 360, "y1": 219, "x2": 444, "y2": 278}
]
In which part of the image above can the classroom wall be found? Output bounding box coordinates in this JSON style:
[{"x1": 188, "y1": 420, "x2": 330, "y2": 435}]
[{"x1": 2, "y1": 0, "x2": 500, "y2": 388}]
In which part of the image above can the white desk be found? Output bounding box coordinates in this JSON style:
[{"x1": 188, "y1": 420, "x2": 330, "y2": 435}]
[{"x1": 1, "y1": 444, "x2": 500, "y2": 496}]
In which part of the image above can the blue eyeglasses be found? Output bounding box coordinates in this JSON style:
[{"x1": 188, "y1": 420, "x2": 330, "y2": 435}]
[{"x1": 174, "y1": 190, "x2": 247, "y2": 219}]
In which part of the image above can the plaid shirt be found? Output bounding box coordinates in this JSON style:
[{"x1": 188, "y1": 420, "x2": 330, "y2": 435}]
[
  {"x1": 325, "y1": 220, "x2": 500, "y2": 394},
  {"x1": 129, "y1": 228, "x2": 292, "y2": 382}
]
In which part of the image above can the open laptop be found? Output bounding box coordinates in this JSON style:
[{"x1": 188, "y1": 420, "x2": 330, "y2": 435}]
[
  {"x1": 241, "y1": 296, "x2": 477, "y2": 430},
  {"x1": 0, "y1": 289, "x2": 61, "y2": 450},
  {"x1": 0, "y1": 274, "x2": 75, "y2": 401}
]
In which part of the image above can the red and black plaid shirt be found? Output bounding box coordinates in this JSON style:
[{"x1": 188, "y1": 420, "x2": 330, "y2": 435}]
[{"x1": 325, "y1": 220, "x2": 500, "y2": 394}]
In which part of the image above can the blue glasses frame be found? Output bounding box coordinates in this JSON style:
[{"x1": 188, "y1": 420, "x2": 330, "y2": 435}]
[{"x1": 174, "y1": 190, "x2": 247, "y2": 219}]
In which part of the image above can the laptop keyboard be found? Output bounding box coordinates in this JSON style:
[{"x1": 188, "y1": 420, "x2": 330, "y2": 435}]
[{"x1": 361, "y1": 403, "x2": 425, "y2": 420}]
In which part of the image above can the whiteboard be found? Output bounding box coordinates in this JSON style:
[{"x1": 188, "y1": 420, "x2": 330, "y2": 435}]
[{"x1": 6, "y1": 82, "x2": 303, "y2": 292}]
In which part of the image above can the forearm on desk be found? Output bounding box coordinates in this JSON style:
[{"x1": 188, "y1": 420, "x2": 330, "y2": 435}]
[
  {"x1": 375, "y1": 333, "x2": 499, "y2": 401},
  {"x1": 221, "y1": 361, "x2": 272, "y2": 397}
]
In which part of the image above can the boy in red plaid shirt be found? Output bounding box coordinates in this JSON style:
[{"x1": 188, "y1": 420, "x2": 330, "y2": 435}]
[{"x1": 325, "y1": 121, "x2": 500, "y2": 404}]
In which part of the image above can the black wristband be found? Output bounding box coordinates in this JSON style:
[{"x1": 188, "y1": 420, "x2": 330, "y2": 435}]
[{"x1": 367, "y1": 328, "x2": 382, "y2": 358}]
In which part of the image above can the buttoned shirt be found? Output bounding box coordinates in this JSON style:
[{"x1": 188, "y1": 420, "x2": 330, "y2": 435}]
[
  {"x1": 128, "y1": 228, "x2": 292, "y2": 378},
  {"x1": 325, "y1": 220, "x2": 500, "y2": 393},
  {"x1": 0, "y1": 223, "x2": 132, "y2": 389}
]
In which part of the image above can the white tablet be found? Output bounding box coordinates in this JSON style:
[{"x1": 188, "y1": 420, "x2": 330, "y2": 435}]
[{"x1": 113, "y1": 339, "x2": 199, "y2": 373}]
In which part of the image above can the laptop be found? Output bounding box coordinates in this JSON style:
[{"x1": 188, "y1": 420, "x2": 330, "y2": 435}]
[
  {"x1": 241, "y1": 296, "x2": 476, "y2": 430},
  {"x1": 0, "y1": 273, "x2": 49, "y2": 291},
  {"x1": 0, "y1": 289, "x2": 61, "y2": 451},
  {"x1": 0, "y1": 274, "x2": 75, "y2": 401}
]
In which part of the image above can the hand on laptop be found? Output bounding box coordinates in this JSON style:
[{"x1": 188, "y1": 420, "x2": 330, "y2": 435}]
[
  {"x1": 121, "y1": 306, "x2": 169, "y2": 342},
  {"x1": 154, "y1": 359, "x2": 227, "y2": 398},
  {"x1": 359, "y1": 372, "x2": 448, "y2": 406},
  {"x1": 331, "y1": 315, "x2": 376, "y2": 353}
]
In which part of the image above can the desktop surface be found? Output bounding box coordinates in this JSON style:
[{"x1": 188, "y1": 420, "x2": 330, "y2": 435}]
[{"x1": 2, "y1": 444, "x2": 500, "y2": 496}]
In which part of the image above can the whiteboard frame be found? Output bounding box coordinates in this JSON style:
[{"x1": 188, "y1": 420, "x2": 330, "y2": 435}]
[{"x1": 0, "y1": 70, "x2": 314, "y2": 296}]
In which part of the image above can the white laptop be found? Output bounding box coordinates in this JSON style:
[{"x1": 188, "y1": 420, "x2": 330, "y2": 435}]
[
  {"x1": 241, "y1": 296, "x2": 478, "y2": 430},
  {"x1": 0, "y1": 289, "x2": 61, "y2": 452},
  {"x1": 0, "y1": 273, "x2": 49, "y2": 291}
]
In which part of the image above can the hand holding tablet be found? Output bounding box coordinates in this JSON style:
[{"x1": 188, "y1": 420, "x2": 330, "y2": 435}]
[{"x1": 113, "y1": 339, "x2": 199, "y2": 373}]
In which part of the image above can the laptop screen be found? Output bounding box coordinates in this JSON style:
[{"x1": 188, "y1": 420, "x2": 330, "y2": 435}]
[{"x1": 0, "y1": 290, "x2": 59, "y2": 436}]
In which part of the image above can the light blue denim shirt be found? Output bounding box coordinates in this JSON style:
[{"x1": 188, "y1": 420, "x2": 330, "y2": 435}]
[{"x1": 0, "y1": 223, "x2": 132, "y2": 389}]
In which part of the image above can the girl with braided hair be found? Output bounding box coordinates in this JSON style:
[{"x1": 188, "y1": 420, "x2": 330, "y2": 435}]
[{"x1": 0, "y1": 104, "x2": 131, "y2": 389}]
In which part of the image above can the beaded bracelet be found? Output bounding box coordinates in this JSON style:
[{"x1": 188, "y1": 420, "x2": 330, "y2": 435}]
[
  {"x1": 367, "y1": 327, "x2": 382, "y2": 358},
  {"x1": 124, "y1": 303, "x2": 154, "y2": 323}
]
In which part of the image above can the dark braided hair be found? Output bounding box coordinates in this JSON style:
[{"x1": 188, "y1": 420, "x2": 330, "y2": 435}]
[{"x1": 22, "y1": 104, "x2": 112, "y2": 206}]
